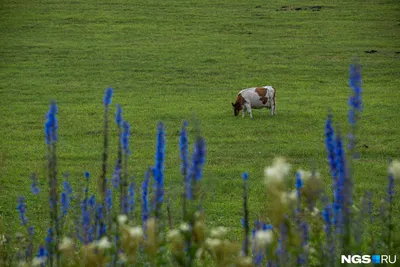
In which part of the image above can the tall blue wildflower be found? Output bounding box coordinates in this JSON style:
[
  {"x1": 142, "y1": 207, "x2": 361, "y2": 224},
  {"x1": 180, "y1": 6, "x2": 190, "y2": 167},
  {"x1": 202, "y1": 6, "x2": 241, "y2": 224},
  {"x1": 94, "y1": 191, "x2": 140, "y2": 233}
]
[
  {"x1": 45, "y1": 227, "x2": 53, "y2": 264},
  {"x1": 277, "y1": 220, "x2": 289, "y2": 266},
  {"x1": 154, "y1": 122, "x2": 165, "y2": 217},
  {"x1": 113, "y1": 104, "x2": 123, "y2": 191},
  {"x1": 30, "y1": 173, "x2": 40, "y2": 195},
  {"x1": 36, "y1": 246, "x2": 48, "y2": 266},
  {"x1": 106, "y1": 187, "x2": 113, "y2": 213},
  {"x1": 96, "y1": 204, "x2": 106, "y2": 238},
  {"x1": 298, "y1": 221, "x2": 309, "y2": 265},
  {"x1": 335, "y1": 132, "x2": 353, "y2": 245},
  {"x1": 103, "y1": 87, "x2": 113, "y2": 108},
  {"x1": 186, "y1": 135, "x2": 207, "y2": 200},
  {"x1": 127, "y1": 181, "x2": 135, "y2": 216},
  {"x1": 88, "y1": 195, "x2": 96, "y2": 211},
  {"x1": 112, "y1": 164, "x2": 121, "y2": 190},
  {"x1": 348, "y1": 63, "x2": 363, "y2": 158},
  {"x1": 333, "y1": 133, "x2": 345, "y2": 234},
  {"x1": 242, "y1": 172, "x2": 250, "y2": 256},
  {"x1": 17, "y1": 196, "x2": 28, "y2": 226},
  {"x1": 60, "y1": 180, "x2": 73, "y2": 216},
  {"x1": 100, "y1": 87, "x2": 113, "y2": 211},
  {"x1": 348, "y1": 63, "x2": 362, "y2": 126},
  {"x1": 122, "y1": 121, "x2": 131, "y2": 155},
  {"x1": 44, "y1": 101, "x2": 59, "y2": 266},
  {"x1": 44, "y1": 102, "x2": 58, "y2": 145},
  {"x1": 322, "y1": 203, "x2": 335, "y2": 264},
  {"x1": 325, "y1": 113, "x2": 337, "y2": 182},
  {"x1": 180, "y1": 121, "x2": 190, "y2": 214},
  {"x1": 190, "y1": 136, "x2": 206, "y2": 182},
  {"x1": 84, "y1": 171, "x2": 90, "y2": 201},
  {"x1": 295, "y1": 172, "x2": 303, "y2": 213},
  {"x1": 115, "y1": 104, "x2": 123, "y2": 127},
  {"x1": 26, "y1": 226, "x2": 34, "y2": 260},
  {"x1": 180, "y1": 121, "x2": 189, "y2": 176},
  {"x1": 81, "y1": 203, "x2": 93, "y2": 244},
  {"x1": 142, "y1": 170, "x2": 150, "y2": 224}
]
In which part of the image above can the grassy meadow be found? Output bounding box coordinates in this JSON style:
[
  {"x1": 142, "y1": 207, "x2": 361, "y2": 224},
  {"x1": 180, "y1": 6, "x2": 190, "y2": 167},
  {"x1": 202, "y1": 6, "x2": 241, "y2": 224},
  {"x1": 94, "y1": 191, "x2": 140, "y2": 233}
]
[{"x1": 1, "y1": 0, "x2": 399, "y2": 255}]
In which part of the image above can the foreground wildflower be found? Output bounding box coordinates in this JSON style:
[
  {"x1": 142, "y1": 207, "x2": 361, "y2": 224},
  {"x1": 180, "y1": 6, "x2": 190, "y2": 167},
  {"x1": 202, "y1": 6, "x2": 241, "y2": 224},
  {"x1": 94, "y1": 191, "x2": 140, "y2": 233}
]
[
  {"x1": 389, "y1": 160, "x2": 400, "y2": 180},
  {"x1": 264, "y1": 157, "x2": 291, "y2": 189},
  {"x1": 119, "y1": 222, "x2": 144, "y2": 264}
]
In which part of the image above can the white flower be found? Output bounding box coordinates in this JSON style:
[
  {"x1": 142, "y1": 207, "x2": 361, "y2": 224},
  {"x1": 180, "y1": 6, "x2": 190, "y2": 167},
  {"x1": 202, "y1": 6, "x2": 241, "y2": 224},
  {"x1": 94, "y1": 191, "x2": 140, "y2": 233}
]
[
  {"x1": 280, "y1": 190, "x2": 297, "y2": 205},
  {"x1": 96, "y1": 236, "x2": 112, "y2": 249},
  {"x1": 117, "y1": 214, "x2": 128, "y2": 225},
  {"x1": 195, "y1": 247, "x2": 204, "y2": 258},
  {"x1": 254, "y1": 230, "x2": 273, "y2": 248},
  {"x1": 311, "y1": 207, "x2": 320, "y2": 217},
  {"x1": 119, "y1": 253, "x2": 128, "y2": 263},
  {"x1": 59, "y1": 236, "x2": 73, "y2": 251},
  {"x1": 264, "y1": 157, "x2": 291, "y2": 184},
  {"x1": 32, "y1": 257, "x2": 47, "y2": 266},
  {"x1": 298, "y1": 169, "x2": 320, "y2": 183},
  {"x1": 128, "y1": 226, "x2": 143, "y2": 239},
  {"x1": 167, "y1": 229, "x2": 181, "y2": 241},
  {"x1": 210, "y1": 226, "x2": 228, "y2": 238},
  {"x1": 0, "y1": 234, "x2": 6, "y2": 245},
  {"x1": 389, "y1": 160, "x2": 400, "y2": 179},
  {"x1": 239, "y1": 257, "x2": 253, "y2": 265},
  {"x1": 205, "y1": 238, "x2": 222, "y2": 249},
  {"x1": 179, "y1": 223, "x2": 190, "y2": 232}
]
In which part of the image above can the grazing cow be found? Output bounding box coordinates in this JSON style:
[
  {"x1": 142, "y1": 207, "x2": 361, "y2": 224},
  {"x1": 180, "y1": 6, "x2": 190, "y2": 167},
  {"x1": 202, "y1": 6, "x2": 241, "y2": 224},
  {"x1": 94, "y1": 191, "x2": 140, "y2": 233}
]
[{"x1": 231, "y1": 86, "x2": 276, "y2": 118}]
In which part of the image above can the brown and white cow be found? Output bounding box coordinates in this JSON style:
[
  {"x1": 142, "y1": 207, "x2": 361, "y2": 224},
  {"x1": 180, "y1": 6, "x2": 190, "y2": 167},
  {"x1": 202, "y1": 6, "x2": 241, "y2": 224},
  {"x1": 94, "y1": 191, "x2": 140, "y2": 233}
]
[{"x1": 231, "y1": 86, "x2": 276, "y2": 118}]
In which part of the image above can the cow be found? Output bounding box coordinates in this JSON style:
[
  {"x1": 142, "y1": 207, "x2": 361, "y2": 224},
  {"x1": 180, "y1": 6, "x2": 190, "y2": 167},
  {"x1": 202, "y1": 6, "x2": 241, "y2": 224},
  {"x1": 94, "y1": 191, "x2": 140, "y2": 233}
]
[{"x1": 231, "y1": 86, "x2": 276, "y2": 118}]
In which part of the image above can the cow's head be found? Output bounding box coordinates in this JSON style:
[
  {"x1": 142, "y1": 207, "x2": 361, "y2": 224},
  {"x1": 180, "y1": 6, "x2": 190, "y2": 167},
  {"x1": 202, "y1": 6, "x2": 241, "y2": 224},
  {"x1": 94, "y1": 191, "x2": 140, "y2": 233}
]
[{"x1": 232, "y1": 102, "x2": 242, "y2": 116}]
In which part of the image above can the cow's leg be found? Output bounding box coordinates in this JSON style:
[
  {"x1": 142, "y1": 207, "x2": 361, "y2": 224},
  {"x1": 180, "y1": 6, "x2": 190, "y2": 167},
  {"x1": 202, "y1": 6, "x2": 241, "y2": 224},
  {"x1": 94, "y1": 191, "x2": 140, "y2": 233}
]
[
  {"x1": 242, "y1": 105, "x2": 246, "y2": 118},
  {"x1": 271, "y1": 98, "x2": 276, "y2": 116},
  {"x1": 244, "y1": 103, "x2": 253, "y2": 118}
]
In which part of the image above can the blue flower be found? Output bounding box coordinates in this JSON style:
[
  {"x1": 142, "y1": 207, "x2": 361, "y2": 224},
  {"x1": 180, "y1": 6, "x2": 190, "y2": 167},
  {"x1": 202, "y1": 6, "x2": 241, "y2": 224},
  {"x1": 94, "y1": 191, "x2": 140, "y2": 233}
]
[
  {"x1": 44, "y1": 102, "x2": 58, "y2": 145},
  {"x1": 122, "y1": 121, "x2": 131, "y2": 155},
  {"x1": 84, "y1": 172, "x2": 90, "y2": 179},
  {"x1": 295, "y1": 172, "x2": 303, "y2": 189},
  {"x1": 96, "y1": 204, "x2": 105, "y2": 238},
  {"x1": 242, "y1": 172, "x2": 249, "y2": 181},
  {"x1": 295, "y1": 172, "x2": 303, "y2": 213},
  {"x1": 348, "y1": 63, "x2": 363, "y2": 120},
  {"x1": 142, "y1": 170, "x2": 150, "y2": 223},
  {"x1": 103, "y1": 87, "x2": 113, "y2": 108},
  {"x1": 17, "y1": 196, "x2": 28, "y2": 226},
  {"x1": 88, "y1": 195, "x2": 96, "y2": 211},
  {"x1": 106, "y1": 187, "x2": 113, "y2": 212},
  {"x1": 45, "y1": 228, "x2": 53, "y2": 246},
  {"x1": 81, "y1": 203, "x2": 92, "y2": 244},
  {"x1": 154, "y1": 122, "x2": 165, "y2": 213},
  {"x1": 36, "y1": 246, "x2": 48, "y2": 266},
  {"x1": 325, "y1": 113, "x2": 337, "y2": 181},
  {"x1": 180, "y1": 121, "x2": 189, "y2": 176},
  {"x1": 115, "y1": 104, "x2": 123, "y2": 127},
  {"x1": 191, "y1": 136, "x2": 206, "y2": 182},
  {"x1": 186, "y1": 135, "x2": 207, "y2": 200},
  {"x1": 112, "y1": 164, "x2": 121, "y2": 189},
  {"x1": 60, "y1": 180, "x2": 73, "y2": 216},
  {"x1": 128, "y1": 181, "x2": 135, "y2": 215}
]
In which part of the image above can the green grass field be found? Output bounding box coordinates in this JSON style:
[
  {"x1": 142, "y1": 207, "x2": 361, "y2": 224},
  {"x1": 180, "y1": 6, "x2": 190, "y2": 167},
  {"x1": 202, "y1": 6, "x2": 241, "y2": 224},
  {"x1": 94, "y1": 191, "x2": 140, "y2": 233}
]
[{"x1": 1, "y1": 0, "x2": 399, "y2": 246}]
